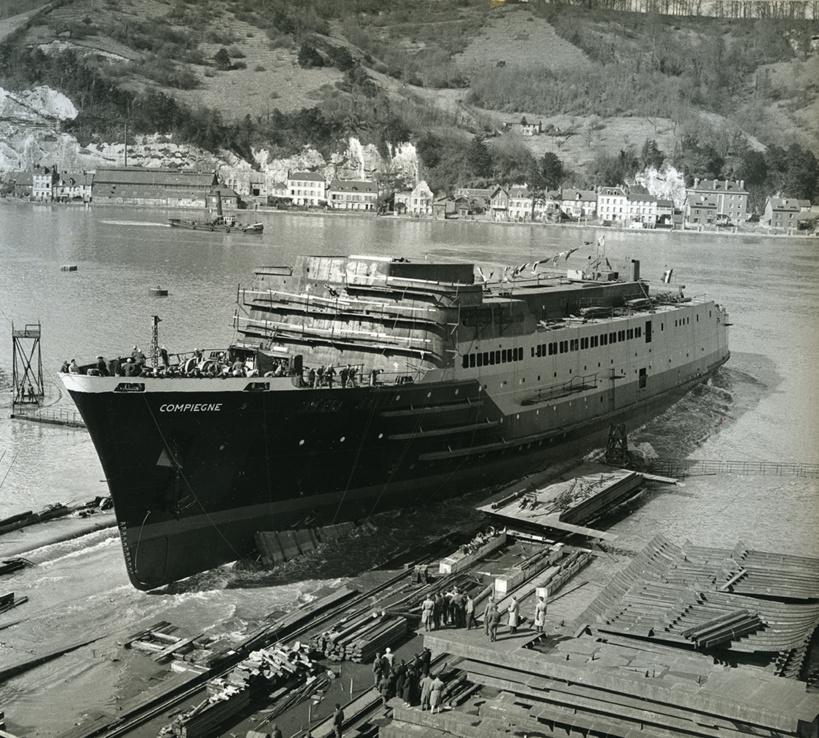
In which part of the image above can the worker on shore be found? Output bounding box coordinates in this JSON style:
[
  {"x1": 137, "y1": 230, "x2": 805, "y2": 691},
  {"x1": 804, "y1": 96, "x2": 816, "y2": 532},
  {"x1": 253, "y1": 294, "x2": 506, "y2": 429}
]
[
  {"x1": 419, "y1": 671, "x2": 433, "y2": 710},
  {"x1": 382, "y1": 646, "x2": 394, "y2": 671},
  {"x1": 96, "y1": 355, "x2": 108, "y2": 376},
  {"x1": 483, "y1": 597, "x2": 494, "y2": 636},
  {"x1": 488, "y1": 603, "x2": 500, "y2": 642},
  {"x1": 271, "y1": 725, "x2": 283, "y2": 738},
  {"x1": 465, "y1": 594, "x2": 476, "y2": 630},
  {"x1": 403, "y1": 662, "x2": 418, "y2": 707},
  {"x1": 332, "y1": 703, "x2": 344, "y2": 737},
  {"x1": 69, "y1": 358, "x2": 80, "y2": 374},
  {"x1": 534, "y1": 594, "x2": 548, "y2": 634},
  {"x1": 508, "y1": 595, "x2": 520, "y2": 634},
  {"x1": 429, "y1": 673, "x2": 444, "y2": 714},
  {"x1": 372, "y1": 652, "x2": 383, "y2": 687},
  {"x1": 421, "y1": 594, "x2": 434, "y2": 632},
  {"x1": 394, "y1": 660, "x2": 406, "y2": 700}
]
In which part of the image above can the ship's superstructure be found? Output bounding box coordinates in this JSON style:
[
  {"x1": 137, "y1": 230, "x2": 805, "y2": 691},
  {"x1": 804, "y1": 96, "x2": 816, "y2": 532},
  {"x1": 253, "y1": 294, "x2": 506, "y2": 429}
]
[{"x1": 61, "y1": 255, "x2": 730, "y2": 589}]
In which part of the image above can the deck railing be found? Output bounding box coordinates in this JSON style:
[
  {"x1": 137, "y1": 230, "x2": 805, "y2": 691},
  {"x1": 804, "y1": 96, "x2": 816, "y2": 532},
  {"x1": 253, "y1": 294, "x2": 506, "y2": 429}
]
[
  {"x1": 10, "y1": 407, "x2": 85, "y2": 428},
  {"x1": 646, "y1": 459, "x2": 819, "y2": 479}
]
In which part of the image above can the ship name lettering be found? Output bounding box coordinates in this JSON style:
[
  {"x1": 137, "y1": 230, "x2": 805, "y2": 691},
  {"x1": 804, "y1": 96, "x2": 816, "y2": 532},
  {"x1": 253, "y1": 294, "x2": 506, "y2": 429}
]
[{"x1": 159, "y1": 402, "x2": 223, "y2": 413}]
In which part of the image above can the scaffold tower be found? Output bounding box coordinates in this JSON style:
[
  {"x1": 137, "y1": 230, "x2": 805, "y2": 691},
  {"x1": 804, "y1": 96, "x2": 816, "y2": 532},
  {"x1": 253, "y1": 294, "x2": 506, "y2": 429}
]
[{"x1": 12, "y1": 321, "x2": 44, "y2": 407}]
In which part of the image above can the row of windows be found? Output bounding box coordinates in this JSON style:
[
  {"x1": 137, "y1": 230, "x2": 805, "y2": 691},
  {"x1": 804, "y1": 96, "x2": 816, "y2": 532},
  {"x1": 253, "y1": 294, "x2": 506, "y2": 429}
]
[
  {"x1": 460, "y1": 324, "x2": 650, "y2": 369},
  {"x1": 462, "y1": 346, "x2": 524, "y2": 369},
  {"x1": 531, "y1": 325, "x2": 643, "y2": 358}
]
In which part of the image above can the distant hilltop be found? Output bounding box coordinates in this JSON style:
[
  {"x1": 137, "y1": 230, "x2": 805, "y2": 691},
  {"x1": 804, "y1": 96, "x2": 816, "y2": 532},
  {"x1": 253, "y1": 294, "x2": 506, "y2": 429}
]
[{"x1": 537, "y1": 0, "x2": 816, "y2": 19}]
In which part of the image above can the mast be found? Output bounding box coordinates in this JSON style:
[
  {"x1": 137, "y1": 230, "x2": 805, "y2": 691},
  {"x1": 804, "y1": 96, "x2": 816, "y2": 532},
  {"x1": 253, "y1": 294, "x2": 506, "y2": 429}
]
[{"x1": 150, "y1": 315, "x2": 161, "y2": 367}]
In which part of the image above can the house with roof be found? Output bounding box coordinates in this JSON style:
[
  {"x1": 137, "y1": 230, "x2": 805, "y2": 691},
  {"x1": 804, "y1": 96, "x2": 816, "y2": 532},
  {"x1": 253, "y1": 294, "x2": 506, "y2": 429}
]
[
  {"x1": 560, "y1": 189, "x2": 597, "y2": 220},
  {"x1": 327, "y1": 179, "x2": 379, "y2": 211},
  {"x1": 761, "y1": 197, "x2": 811, "y2": 230},
  {"x1": 55, "y1": 171, "x2": 94, "y2": 202},
  {"x1": 656, "y1": 199, "x2": 674, "y2": 228},
  {"x1": 489, "y1": 185, "x2": 510, "y2": 221},
  {"x1": 92, "y1": 167, "x2": 218, "y2": 207},
  {"x1": 207, "y1": 184, "x2": 241, "y2": 212},
  {"x1": 453, "y1": 187, "x2": 493, "y2": 214},
  {"x1": 287, "y1": 170, "x2": 326, "y2": 206},
  {"x1": 11, "y1": 171, "x2": 32, "y2": 199},
  {"x1": 626, "y1": 192, "x2": 658, "y2": 227},
  {"x1": 684, "y1": 193, "x2": 718, "y2": 228},
  {"x1": 597, "y1": 186, "x2": 628, "y2": 224},
  {"x1": 685, "y1": 178, "x2": 748, "y2": 223},
  {"x1": 508, "y1": 185, "x2": 534, "y2": 221},
  {"x1": 394, "y1": 181, "x2": 434, "y2": 216},
  {"x1": 32, "y1": 166, "x2": 58, "y2": 201}
]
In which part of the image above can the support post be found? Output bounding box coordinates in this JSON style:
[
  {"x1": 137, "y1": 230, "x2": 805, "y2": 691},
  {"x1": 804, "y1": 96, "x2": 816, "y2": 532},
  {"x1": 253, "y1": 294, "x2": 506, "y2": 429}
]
[{"x1": 11, "y1": 322, "x2": 44, "y2": 409}]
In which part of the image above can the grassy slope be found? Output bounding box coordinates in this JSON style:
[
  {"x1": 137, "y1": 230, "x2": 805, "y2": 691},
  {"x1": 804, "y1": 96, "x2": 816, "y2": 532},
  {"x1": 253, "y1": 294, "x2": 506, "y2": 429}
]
[{"x1": 5, "y1": 0, "x2": 817, "y2": 170}]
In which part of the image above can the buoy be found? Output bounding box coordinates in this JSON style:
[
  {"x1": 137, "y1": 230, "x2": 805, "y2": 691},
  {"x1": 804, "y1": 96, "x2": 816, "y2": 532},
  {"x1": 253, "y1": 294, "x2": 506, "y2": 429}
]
[
  {"x1": 149, "y1": 286, "x2": 168, "y2": 297},
  {"x1": 60, "y1": 264, "x2": 78, "y2": 272}
]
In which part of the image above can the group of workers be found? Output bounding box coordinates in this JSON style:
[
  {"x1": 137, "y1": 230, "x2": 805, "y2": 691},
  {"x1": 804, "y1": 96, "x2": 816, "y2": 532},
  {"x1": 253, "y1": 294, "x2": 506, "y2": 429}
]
[
  {"x1": 481, "y1": 593, "x2": 549, "y2": 642},
  {"x1": 420, "y1": 586, "x2": 476, "y2": 632},
  {"x1": 372, "y1": 647, "x2": 445, "y2": 712}
]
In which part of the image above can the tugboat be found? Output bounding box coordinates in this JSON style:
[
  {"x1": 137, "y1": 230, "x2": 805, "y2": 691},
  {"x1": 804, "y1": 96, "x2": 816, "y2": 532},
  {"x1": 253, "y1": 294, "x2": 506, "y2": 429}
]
[
  {"x1": 60, "y1": 253, "x2": 730, "y2": 590},
  {"x1": 168, "y1": 189, "x2": 263, "y2": 233}
]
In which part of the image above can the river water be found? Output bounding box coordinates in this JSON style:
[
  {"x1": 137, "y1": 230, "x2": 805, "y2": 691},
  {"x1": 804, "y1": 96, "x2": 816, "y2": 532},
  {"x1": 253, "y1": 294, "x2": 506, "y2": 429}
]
[{"x1": 0, "y1": 202, "x2": 817, "y2": 735}]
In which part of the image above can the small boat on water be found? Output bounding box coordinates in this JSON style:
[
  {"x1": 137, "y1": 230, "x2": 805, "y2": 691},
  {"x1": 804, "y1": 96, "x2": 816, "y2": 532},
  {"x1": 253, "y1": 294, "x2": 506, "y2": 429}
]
[
  {"x1": 149, "y1": 286, "x2": 169, "y2": 297},
  {"x1": 168, "y1": 214, "x2": 264, "y2": 234}
]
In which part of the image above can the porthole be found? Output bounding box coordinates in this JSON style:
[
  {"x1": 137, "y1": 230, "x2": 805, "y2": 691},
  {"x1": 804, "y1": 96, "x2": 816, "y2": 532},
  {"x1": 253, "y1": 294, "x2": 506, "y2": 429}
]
[
  {"x1": 340, "y1": 436, "x2": 346, "y2": 443},
  {"x1": 378, "y1": 433, "x2": 384, "y2": 439},
  {"x1": 395, "y1": 394, "x2": 401, "y2": 402},
  {"x1": 299, "y1": 439, "x2": 305, "y2": 446}
]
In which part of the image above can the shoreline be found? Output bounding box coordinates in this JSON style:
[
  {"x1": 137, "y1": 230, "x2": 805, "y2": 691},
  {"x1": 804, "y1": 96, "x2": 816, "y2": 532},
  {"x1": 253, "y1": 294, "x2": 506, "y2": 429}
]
[{"x1": 2, "y1": 196, "x2": 816, "y2": 240}]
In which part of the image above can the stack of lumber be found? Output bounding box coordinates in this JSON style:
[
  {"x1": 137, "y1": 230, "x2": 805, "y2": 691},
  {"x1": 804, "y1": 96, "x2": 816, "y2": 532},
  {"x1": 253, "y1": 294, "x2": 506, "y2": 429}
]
[
  {"x1": 311, "y1": 613, "x2": 408, "y2": 663},
  {"x1": 682, "y1": 610, "x2": 764, "y2": 648},
  {"x1": 125, "y1": 621, "x2": 214, "y2": 664},
  {"x1": 166, "y1": 643, "x2": 317, "y2": 737},
  {"x1": 0, "y1": 559, "x2": 29, "y2": 577},
  {"x1": 438, "y1": 532, "x2": 507, "y2": 574}
]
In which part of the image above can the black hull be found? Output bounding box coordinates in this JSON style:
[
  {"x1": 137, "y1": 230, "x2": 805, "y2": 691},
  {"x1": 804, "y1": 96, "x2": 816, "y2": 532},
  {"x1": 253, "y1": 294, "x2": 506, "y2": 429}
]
[{"x1": 67, "y1": 360, "x2": 725, "y2": 590}]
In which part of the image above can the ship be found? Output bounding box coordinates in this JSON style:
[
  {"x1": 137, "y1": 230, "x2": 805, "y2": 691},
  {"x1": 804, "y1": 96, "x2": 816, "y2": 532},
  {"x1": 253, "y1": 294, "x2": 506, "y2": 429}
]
[
  {"x1": 61, "y1": 253, "x2": 730, "y2": 590},
  {"x1": 168, "y1": 214, "x2": 264, "y2": 233}
]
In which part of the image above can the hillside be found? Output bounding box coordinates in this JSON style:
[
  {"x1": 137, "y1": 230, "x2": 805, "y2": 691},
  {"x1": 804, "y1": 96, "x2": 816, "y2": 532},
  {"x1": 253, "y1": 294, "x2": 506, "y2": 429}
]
[{"x1": 0, "y1": 0, "x2": 817, "y2": 199}]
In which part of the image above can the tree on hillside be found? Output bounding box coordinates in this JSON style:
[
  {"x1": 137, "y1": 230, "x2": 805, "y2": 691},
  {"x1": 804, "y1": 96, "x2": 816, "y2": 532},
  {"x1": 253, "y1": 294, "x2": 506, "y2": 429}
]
[
  {"x1": 297, "y1": 42, "x2": 325, "y2": 68},
  {"x1": 640, "y1": 139, "x2": 665, "y2": 170},
  {"x1": 214, "y1": 47, "x2": 231, "y2": 71},
  {"x1": 467, "y1": 137, "x2": 492, "y2": 178},
  {"x1": 783, "y1": 144, "x2": 818, "y2": 201},
  {"x1": 490, "y1": 134, "x2": 536, "y2": 183},
  {"x1": 539, "y1": 152, "x2": 564, "y2": 190},
  {"x1": 737, "y1": 149, "x2": 768, "y2": 187},
  {"x1": 417, "y1": 132, "x2": 443, "y2": 170}
]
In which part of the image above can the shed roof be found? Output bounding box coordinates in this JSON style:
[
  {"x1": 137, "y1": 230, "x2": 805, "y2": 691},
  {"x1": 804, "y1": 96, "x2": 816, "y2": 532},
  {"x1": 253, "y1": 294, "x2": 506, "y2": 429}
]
[
  {"x1": 561, "y1": 188, "x2": 596, "y2": 202},
  {"x1": 328, "y1": 179, "x2": 378, "y2": 193},
  {"x1": 288, "y1": 171, "x2": 325, "y2": 182},
  {"x1": 93, "y1": 167, "x2": 216, "y2": 187}
]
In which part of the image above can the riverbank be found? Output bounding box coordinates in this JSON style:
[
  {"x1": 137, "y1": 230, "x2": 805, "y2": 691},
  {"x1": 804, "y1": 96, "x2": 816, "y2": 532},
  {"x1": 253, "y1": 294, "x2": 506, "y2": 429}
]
[{"x1": 4, "y1": 197, "x2": 815, "y2": 240}]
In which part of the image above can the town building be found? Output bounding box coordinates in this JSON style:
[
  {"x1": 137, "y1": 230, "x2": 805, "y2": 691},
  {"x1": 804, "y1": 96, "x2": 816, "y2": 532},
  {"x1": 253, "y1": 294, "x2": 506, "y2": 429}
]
[
  {"x1": 656, "y1": 199, "x2": 674, "y2": 228},
  {"x1": 92, "y1": 167, "x2": 218, "y2": 207},
  {"x1": 519, "y1": 120, "x2": 542, "y2": 136},
  {"x1": 10, "y1": 171, "x2": 32, "y2": 199},
  {"x1": 287, "y1": 171, "x2": 326, "y2": 207},
  {"x1": 597, "y1": 186, "x2": 628, "y2": 224},
  {"x1": 266, "y1": 181, "x2": 290, "y2": 204},
  {"x1": 685, "y1": 193, "x2": 718, "y2": 228},
  {"x1": 32, "y1": 167, "x2": 58, "y2": 201},
  {"x1": 626, "y1": 192, "x2": 658, "y2": 227},
  {"x1": 685, "y1": 178, "x2": 748, "y2": 223},
  {"x1": 395, "y1": 181, "x2": 433, "y2": 216},
  {"x1": 489, "y1": 185, "x2": 510, "y2": 221},
  {"x1": 508, "y1": 185, "x2": 533, "y2": 221},
  {"x1": 327, "y1": 179, "x2": 378, "y2": 211},
  {"x1": 560, "y1": 189, "x2": 597, "y2": 219},
  {"x1": 220, "y1": 169, "x2": 265, "y2": 198},
  {"x1": 761, "y1": 197, "x2": 811, "y2": 230},
  {"x1": 55, "y1": 172, "x2": 93, "y2": 202},
  {"x1": 453, "y1": 187, "x2": 493, "y2": 214},
  {"x1": 207, "y1": 184, "x2": 240, "y2": 212}
]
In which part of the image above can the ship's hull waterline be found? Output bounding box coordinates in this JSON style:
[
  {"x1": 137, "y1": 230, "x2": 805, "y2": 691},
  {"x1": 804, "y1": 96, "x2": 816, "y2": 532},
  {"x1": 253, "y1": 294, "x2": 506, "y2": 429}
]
[{"x1": 65, "y1": 352, "x2": 727, "y2": 590}]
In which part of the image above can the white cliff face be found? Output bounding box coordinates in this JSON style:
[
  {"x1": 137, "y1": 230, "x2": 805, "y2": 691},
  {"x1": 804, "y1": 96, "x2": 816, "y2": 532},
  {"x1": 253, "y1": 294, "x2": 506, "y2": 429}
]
[
  {"x1": 1, "y1": 85, "x2": 422, "y2": 192},
  {"x1": 635, "y1": 165, "x2": 688, "y2": 208}
]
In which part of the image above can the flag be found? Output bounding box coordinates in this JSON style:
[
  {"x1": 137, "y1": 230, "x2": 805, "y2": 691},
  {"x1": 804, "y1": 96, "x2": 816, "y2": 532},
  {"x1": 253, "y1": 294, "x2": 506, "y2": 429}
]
[{"x1": 662, "y1": 268, "x2": 674, "y2": 284}]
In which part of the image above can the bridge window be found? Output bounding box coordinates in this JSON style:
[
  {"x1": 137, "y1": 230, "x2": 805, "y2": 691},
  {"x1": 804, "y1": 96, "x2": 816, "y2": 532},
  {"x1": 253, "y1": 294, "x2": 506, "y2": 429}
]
[
  {"x1": 495, "y1": 350, "x2": 501, "y2": 364},
  {"x1": 581, "y1": 337, "x2": 589, "y2": 350},
  {"x1": 477, "y1": 353, "x2": 484, "y2": 367},
  {"x1": 609, "y1": 332, "x2": 616, "y2": 343},
  {"x1": 570, "y1": 339, "x2": 578, "y2": 351},
  {"x1": 462, "y1": 355, "x2": 469, "y2": 369},
  {"x1": 549, "y1": 343, "x2": 557, "y2": 355},
  {"x1": 627, "y1": 329, "x2": 634, "y2": 340},
  {"x1": 591, "y1": 336, "x2": 598, "y2": 348},
  {"x1": 536, "y1": 344, "x2": 542, "y2": 358},
  {"x1": 636, "y1": 326, "x2": 642, "y2": 338},
  {"x1": 600, "y1": 334, "x2": 608, "y2": 346},
  {"x1": 559, "y1": 341, "x2": 568, "y2": 354},
  {"x1": 639, "y1": 368, "x2": 647, "y2": 389},
  {"x1": 618, "y1": 330, "x2": 625, "y2": 341},
  {"x1": 469, "y1": 354, "x2": 476, "y2": 368},
  {"x1": 645, "y1": 321, "x2": 652, "y2": 343}
]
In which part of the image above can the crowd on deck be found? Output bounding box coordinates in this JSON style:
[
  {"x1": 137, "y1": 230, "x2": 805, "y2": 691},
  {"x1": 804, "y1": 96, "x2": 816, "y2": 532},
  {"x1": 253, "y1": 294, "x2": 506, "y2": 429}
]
[
  {"x1": 60, "y1": 347, "x2": 399, "y2": 388},
  {"x1": 371, "y1": 646, "x2": 445, "y2": 712}
]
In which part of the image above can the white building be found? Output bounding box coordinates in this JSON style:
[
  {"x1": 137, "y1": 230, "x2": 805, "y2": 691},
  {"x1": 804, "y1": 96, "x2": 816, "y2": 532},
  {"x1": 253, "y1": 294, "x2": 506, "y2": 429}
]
[
  {"x1": 626, "y1": 193, "x2": 658, "y2": 227},
  {"x1": 55, "y1": 172, "x2": 93, "y2": 201},
  {"x1": 32, "y1": 167, "x2": 58, "y2": 201},
  {"x1": 287, "y1": 171, "x2": 326, "y2": 206},
  {"x1": 395, "y1": 181, "x2": 433, "y2": 215},
  {"x1": 560, "y1": 189, "x2": 597, "y2": 219},
  {"x1": 327, "y1": 179, "x2": 378, "y2": 211},
  {"x1": 597, "y1": 186, "x2": 628, "y2": 223}
]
